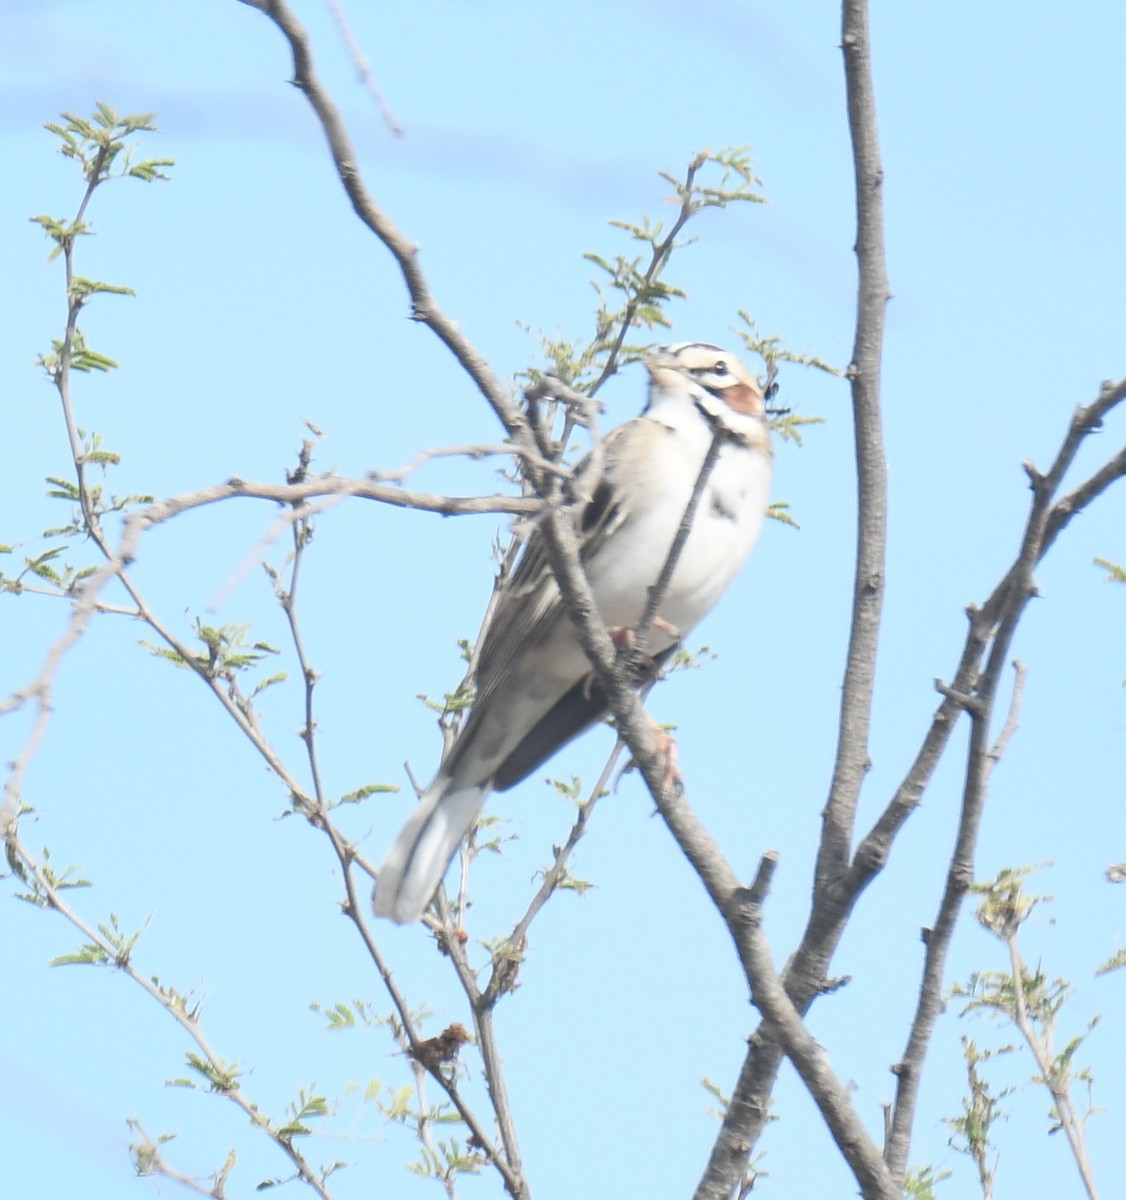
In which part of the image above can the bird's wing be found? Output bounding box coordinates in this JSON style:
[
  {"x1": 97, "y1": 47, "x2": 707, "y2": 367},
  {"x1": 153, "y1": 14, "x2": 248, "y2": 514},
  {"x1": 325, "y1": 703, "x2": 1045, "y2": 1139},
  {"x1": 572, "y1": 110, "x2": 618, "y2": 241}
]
[
  {"x1": 469, "y1": 420, "x2": 644, "y2": 714},
  {"x1": 490, "y1": 642, "x2": 676, "y2": 792}
]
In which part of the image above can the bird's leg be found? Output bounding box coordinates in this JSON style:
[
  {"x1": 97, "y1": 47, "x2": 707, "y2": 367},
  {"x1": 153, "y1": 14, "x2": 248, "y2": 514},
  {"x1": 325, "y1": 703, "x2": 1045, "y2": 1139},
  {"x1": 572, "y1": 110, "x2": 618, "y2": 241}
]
[
  {"x1": 608, "y1": 618, "x2": 682, "y2": 683},
  {"x1": 604, "y1": 620, "x2": 683, "y2": 788},
  {"x1": 646, "y1": 714, "x2": 683, "y2": 793},
  {"x1": 615, "y1": 713, "x2": 683, "y2": 794},
  {"x1": 649, "y1": 617, "x2": 681, "y2": 641}
]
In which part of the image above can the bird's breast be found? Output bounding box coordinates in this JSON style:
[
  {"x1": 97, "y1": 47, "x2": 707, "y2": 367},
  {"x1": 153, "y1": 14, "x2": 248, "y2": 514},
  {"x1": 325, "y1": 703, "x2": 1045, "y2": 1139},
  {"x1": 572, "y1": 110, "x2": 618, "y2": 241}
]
[{"x1": 590, "y1": 425, "x2": 771, "y2": 640}]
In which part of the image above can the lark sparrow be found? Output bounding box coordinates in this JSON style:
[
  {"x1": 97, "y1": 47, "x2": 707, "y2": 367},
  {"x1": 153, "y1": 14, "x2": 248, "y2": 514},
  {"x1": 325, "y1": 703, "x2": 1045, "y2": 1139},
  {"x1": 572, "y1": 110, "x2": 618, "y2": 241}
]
[{"x1": 374, "y1": 343, "x2": 773, "y2": 923}]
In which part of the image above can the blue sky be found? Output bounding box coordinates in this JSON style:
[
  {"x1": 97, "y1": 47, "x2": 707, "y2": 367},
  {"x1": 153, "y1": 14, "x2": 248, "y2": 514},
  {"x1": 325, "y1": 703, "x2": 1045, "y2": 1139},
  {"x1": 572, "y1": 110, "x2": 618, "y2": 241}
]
[{"x1": 2, "y1": 2, "x2": 1124, "y2": 1198}]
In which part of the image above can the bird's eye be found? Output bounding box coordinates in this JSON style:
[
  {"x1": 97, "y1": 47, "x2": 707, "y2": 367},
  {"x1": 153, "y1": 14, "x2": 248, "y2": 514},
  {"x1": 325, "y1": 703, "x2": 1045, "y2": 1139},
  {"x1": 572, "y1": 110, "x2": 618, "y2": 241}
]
[{"x1": 712, "y1": 361, "x2": 728, "y2": 376}]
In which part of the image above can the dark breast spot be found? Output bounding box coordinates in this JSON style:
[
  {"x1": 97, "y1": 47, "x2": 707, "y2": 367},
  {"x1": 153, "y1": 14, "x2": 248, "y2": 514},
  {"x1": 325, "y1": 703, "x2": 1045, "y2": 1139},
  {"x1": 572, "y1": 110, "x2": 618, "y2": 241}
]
[{"x1": 710, "y1": 490, "x2": 738, "y2": 522}]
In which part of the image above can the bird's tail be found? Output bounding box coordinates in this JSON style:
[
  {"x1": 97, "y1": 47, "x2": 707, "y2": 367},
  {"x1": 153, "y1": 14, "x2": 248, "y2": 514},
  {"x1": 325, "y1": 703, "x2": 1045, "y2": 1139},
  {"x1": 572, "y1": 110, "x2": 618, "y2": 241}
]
[{"x1": 372, "y1": 778, "x2": 487, "y2": 923}]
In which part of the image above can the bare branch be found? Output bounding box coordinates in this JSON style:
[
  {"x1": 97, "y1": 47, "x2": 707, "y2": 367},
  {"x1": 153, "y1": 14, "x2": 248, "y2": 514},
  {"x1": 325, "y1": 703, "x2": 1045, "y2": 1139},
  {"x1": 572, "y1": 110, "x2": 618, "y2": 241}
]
[
  {"x1": 881, "y1": 392, "x2": 1125, "y2": 1180},
  {"x1": 323, "y1": 0, "x2": 404, "y2": 136},
  {"x1": 149, "y1": 473, "x2": 540, "y2": 522},
  {"x1": 524, "y1": 469, "x2": 899, "y2": 1198},
  {"x1": 696, "y1": 4, "x2": 891, "y2": 1192},
  {"x1": 239, "y1": 0, "x2": 529, "y2": 443},
  {"x1": 262, "y1": 487, "x2": 527, "y2": 1196},
  {"x1": 816, "y1": 0, "x2": 890, "y2": 894},
  {"x1": 693, "y1": 15, "x2": 1126, "y2": 1185},
  {"x1": 502, "y1": 742, "x2": 625, "y2": 961},
  {"x1": 633, "y1": 423, "x2": 727, "y2": 656},
  {"x1": 987, "y1": 660, "x2": 1027, "y2": 763},
  {"x1": 4, "y1": 842, "x2": 335, "y2": 1200},
  {"x1": 369, "y1": 441, "x2": 571, "y2": 485}
]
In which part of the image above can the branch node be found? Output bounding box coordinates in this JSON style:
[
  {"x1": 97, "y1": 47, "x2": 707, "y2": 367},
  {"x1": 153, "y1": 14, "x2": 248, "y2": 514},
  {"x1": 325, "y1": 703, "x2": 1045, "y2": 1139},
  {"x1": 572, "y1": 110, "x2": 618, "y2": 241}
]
[
  {"x1": 817, "y1": 973, "x2": 851, "y2": 996},
  {"x1": 1021, "y1": 459, "x2": 1045, "y2": 489},
  {"x1": 1074, "y1": 402, "x2": 1104, "y2": 433},
  {"x1": 933, "y1": 678, "x2": 983, "y2": 715},
  {"x1": 746, "y1": 850, "x2": 779, "y2": 907}
]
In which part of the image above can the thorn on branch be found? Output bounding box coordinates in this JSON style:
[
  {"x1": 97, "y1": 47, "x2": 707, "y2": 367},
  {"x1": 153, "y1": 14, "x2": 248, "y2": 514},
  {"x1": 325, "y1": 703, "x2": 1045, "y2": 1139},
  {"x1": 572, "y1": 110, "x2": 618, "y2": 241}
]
[{"x1": 1021, "y1": 459, "x2": 1045, "y2": 489}]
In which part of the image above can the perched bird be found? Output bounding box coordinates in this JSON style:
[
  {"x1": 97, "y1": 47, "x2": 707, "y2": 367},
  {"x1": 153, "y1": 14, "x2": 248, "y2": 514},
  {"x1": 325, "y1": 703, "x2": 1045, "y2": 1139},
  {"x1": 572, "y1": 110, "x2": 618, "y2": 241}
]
[{"x1": 374, "y1": 343, "x2": 773, "y2": 923}]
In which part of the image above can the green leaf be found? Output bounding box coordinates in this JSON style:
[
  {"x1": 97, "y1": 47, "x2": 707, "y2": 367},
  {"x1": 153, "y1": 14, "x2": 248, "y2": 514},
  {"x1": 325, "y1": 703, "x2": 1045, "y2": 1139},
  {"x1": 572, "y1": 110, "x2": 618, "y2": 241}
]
[
  {"x1": 71, "y1": 277, "x2": 136, "y2": 299},
  {"x1": 1094, "y1": 557, "x2": 1126, "y2": 583},
  {"x1": 1096, "y1": 947, "x2": 1126, "y2": 976},
  {"x1": 766, "y1": 500, "x2": 799, "y2": 528},
  {"x1": 251, "y1": 671, "x2": 288, "y2": 698},
  {"x1": 337, "y1": 782, "x2": 400, "y2": 805},
  {"x1": 50, "y1": 945, "x2": 111, "y2": 967},
  {"x1": 387, "y1": 1083, "x2": 414, "y2": 1120},
  {"x1": 93, "y1": 100, "x2": 119, "y2": 129},
  {"x1": 44, "y1": 476, "x2": 80, "y2": 501},
  {"x1": 128, "y1": 158, "x2": 176, "y2": 182}
]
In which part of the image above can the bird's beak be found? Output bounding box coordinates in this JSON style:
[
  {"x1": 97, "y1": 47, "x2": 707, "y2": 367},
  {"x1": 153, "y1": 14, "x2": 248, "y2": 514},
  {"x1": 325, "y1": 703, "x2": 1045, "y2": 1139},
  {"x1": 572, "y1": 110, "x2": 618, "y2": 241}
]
[{"x1": 643, "y1": 348, "x2": 680, "y2": 378}]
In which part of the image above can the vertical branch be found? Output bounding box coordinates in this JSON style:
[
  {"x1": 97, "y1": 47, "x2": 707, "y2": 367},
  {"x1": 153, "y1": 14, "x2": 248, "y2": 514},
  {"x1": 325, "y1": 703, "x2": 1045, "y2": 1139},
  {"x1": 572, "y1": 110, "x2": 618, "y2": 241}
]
[
  {"x1": 697, "y1": 6, "x2": 891, "y2": 1190},
  {"x1": 818, "y1": 0, "x2": 890, "y2": 896}
]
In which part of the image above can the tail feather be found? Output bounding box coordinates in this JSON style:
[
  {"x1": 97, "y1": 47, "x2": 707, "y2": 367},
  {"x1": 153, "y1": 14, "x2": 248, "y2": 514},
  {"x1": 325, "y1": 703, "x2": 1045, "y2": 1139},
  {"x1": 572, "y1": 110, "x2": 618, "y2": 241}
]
[{"x1": 373, "y1": 779, "x2": 487, "y2": 923}]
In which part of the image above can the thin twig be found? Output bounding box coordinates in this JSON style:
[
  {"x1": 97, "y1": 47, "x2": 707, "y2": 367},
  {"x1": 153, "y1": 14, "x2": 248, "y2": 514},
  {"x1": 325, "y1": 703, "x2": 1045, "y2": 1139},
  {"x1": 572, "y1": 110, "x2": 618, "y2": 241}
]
[
  {"x1": 264, "y1": 481, "x2": 526, "y2": 1195},
  {"x1": 633, "y1": 424, "x2": 726, "y2": 657},
  {"x1": 588, "y1": 151, "x2": 711, "y2": 395},
  {"x1": 370, "y1": 441, "x2": 571, "y2": 485},
  {"x1": 987, "y1": 661, "x2": 1026, "y2": 763},
  {"x1": 1004, "y1": 934, "x2": 1099, "y2": 1200},
  {"x1": 128, "y1": 1118, "x2": 234, "y2": 1198},
  {"x1": 323, "y1": 0, "x2": 404, "y2": 136},
  {"x1": 505, "y1": 744, "x2": 624, "y2": 953},
  {"x1": 880, "y1": 395, "x2": 1125, "y2": 1179},
  {"x1": 6, "y1": 843, "x2": 334, "y2": 1199}
]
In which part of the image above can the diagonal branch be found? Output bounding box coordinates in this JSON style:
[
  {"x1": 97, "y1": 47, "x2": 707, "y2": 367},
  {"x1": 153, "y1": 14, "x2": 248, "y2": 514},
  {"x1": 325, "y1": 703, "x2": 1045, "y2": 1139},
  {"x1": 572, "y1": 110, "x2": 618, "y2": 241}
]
[
  {"x1": 633, "y1": 423, "x2": 728, "y2": 656},
  {"x1": 4, "y1": 841, "x2": 335, "y2": 1200},
  {"x1": 696, "y1": 0, "x2": 1125, "y2": 1187},
  {"x1": 881, "y1": 397, "x2": 1125, "y2": 1179},
  {"x1": 323, "y1": 0, "x2": 404, "y2": 136},
  {"x1": 533, "y1": 486, "x2": 899, "y2": 1199},
  {"x1": 695, "y1": 378, "x2": 1125, "y2": 1197},
  {"x1": 239, "y1": 0, "x2": 528, "y2": 443}
]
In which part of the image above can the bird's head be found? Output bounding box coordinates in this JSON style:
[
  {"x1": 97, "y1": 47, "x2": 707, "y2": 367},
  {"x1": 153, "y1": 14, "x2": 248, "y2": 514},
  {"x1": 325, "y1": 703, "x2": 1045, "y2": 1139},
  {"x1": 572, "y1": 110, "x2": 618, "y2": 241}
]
[{"x1": 644, "y1": 343, "x2": 766, "y2": 425}]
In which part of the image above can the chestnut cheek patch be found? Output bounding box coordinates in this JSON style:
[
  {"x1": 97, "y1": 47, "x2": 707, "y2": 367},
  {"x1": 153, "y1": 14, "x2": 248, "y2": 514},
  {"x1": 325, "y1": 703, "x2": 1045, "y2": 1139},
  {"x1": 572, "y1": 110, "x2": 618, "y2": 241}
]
[{"x1": 721, "y1": 381, "x2": 763, "y2": 416}]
